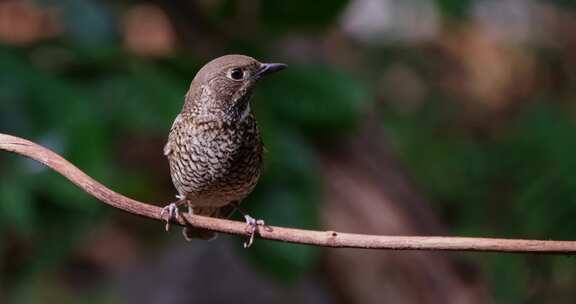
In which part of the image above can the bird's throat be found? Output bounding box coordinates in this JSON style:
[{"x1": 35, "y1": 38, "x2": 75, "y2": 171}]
[{"x1": 238, "y1": 102, "x2": 251, "y2": 123}]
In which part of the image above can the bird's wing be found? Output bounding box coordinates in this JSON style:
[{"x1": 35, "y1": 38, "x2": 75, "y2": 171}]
[{"x1": 163, "y1": 114, "x2": 184, "y2": 156}]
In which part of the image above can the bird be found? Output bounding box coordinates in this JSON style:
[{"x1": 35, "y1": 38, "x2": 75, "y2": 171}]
[{"x1": 161, "y1": 54, "x2": 286, "y2": 246}]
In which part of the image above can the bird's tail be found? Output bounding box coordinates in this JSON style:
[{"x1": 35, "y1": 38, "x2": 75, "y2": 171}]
[{"x1": 183, "y1": 226, "x2": 217, "y2": 241}]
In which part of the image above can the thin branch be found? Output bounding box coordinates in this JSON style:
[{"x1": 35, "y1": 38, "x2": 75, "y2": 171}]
[{"x1": 1, "y1": 132, "x2": 576, "y2": 254}]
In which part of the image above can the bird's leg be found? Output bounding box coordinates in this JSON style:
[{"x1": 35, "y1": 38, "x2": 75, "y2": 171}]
[
  {"x1": 187, "y1": 201, "x2": 194, "y2": 216},
  {"x1": 243, "y1": 214, "x2": 265, "y2": 248},
  {"x1": 160, "y1": 194, "x2": 189, "y2": 232},
  {"x1": 231, "y1": 202, "x2": 265, "y2": 248}
]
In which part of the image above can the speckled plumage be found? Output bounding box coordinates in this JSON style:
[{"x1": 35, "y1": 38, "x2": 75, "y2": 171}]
[{"x1": 163, "y1": 55, "x2": 285, "y2": 239}]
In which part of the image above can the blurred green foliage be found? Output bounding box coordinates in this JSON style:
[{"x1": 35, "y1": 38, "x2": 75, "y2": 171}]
[
  {"x1": 0, "y1": 44, "x2": 349, "y2": 283},
  {"x1": 2, "y1": 0, "x2": 576, "y2": 303},
  {"x1": 436, "y1": 0, "x2": 472, "y2": 20},
  {"x1": 384, "y1": 103, "x2": 576, "y2": 239},
  {"x1": 0, "y1": 4, "x2": 369, "y2": 294}
]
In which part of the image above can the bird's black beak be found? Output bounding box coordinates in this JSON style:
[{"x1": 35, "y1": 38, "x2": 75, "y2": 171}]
[{"x1": 254, "y1": 63, "x2": 287, "y2": 79}]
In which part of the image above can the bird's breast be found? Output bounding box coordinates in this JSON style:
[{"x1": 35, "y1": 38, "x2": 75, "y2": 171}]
[{"x1": 167, "y1": 116, "x2": 262, "y2": 206}]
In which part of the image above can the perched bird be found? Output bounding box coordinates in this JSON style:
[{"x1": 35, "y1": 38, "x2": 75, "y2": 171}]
[{"x1": 161, "y1": 54, "x2": 286, "y2": 245}]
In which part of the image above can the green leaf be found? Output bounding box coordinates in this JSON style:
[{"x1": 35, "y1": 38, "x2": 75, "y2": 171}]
[
  {"x1": 242, "y1": 187, "x2": 320, "y2": 281},
  {"x1": 258, "y1": 65, "x2": 369, "y2": 137},
  {"x1": 436, "y1": 0, "x2": 472, "y2": 21},
  {"x1": 485, "y1": 255, "x2": 529, "y2": 302},
  {"x1": 239, "y1": 129, "x2": 321, "y2": 280},
  {"x1": 260, "y1": 0, "x2": 349, "y2": 31},
  {"x1": 211, "y1": 0, "x2": 349, "y2": 32},
  {"x1": 0, "y1": 178, "x2": 36, "y2": 234}
]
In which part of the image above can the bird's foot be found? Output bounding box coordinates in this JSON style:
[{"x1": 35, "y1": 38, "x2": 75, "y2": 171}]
[
  {"x1": 243, "y1": 214, "x2": 265, "y2": 248},
  {"x1": 160, "y1": 203, "x2": 180, "y2": 232},
  {"x1": 160, "y1": 195, "x2": 188, "y2": 232}
]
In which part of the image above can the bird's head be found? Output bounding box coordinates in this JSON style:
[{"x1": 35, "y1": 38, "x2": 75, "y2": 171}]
[{"x1": 183, "y1": 54, "x2": 287, "y2": 123}]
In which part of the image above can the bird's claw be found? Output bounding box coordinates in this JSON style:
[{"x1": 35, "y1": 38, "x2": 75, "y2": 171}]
[
  {"x1": 160, "y1": 195, "x2": 188, "y2": 232},
  {"x1": 243, "y1": 215, "x2": 265, "y2": 248},
  {"x1": 160, "y1": 203, "x2": 180, "y2": 232}
]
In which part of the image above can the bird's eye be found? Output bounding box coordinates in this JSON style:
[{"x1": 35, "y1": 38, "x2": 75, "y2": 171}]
[{"x1": 229, "y1": 68, "x2": 244, "y2": 80}]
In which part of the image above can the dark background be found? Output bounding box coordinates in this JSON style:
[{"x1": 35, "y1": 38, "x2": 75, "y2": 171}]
[{"x1": 1, "y1": 0, "x2": 576, "y2": 303}]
